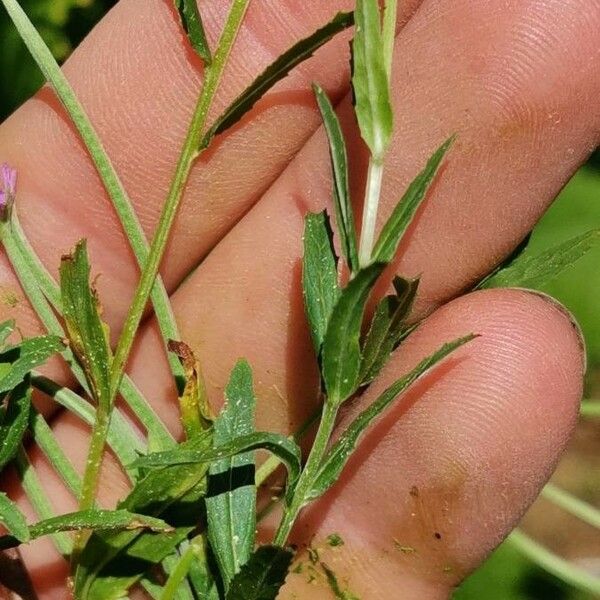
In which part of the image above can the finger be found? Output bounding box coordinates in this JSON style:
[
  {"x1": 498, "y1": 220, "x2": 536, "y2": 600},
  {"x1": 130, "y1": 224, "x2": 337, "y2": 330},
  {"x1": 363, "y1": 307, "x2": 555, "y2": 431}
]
[
  {"x1": 0, "y1": 0, "x2": 423, "y2": 341},
  {"x1": 278, "y1": 288, "x2": 584, "y2": 599},
  {"x1": 0, "y1": 0, "x2": 392, "y2": 408},
  {"x1": 124, "y1": 0, "x2": 600, "y2": 436}
]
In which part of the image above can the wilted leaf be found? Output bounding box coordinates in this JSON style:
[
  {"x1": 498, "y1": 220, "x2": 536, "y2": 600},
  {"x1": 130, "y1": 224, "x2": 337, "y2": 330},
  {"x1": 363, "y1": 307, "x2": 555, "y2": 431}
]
[
  {"x1": 351, "y1": 0, "x2": 392, "y2": 158},
  {"x1": 59, "y1": 240, "x2": 112, "y2": 406},
  {"x1": 207, "y1": 359, "x2": 256, "y2": 588},
  {"x1": 74, "y1": 430, "x2": 213, "y2": 600},
  {"x1": 0, "y1": 379, "x2": 31, "y2": 470},
  {"x1": 372, "y1": 137, "x2": 453, "y2": 263},
  {"x1": 310, "y1": 336, "x2": 474, "y2": 500},
  {"x1": 174, "y1": 0, "x2": 211, "y2": 64},
  {"x1": 0, "y1": 509, "x2": 173, "y2": 550},
  {"x1": 313, "y1": 85, "x2": 359, "y2": 273},
  {"x1": 302, "y1": 211, "x2": 340, "y2": 355},
  {"x1": 202, "y1": 11, "x2": 354, "y2": 148},
  {"x1": 321, "y1": 263, "x2": 385, "y2": 405},
  {"x1": 226, "y1": 545, "x2": 295, "y2": 600},
  {"x1": 0, "y1": 492, "x2": 29, "y2": 543},
  {"x1": 168, "y1": 340, "x2": 213, "y2": 438},
  {"x1": 478, "y1": 229, "x2": 600, "y2": 290},
  {"x1": 359, "y1": 277, "x2": 419, "y2": 384}
]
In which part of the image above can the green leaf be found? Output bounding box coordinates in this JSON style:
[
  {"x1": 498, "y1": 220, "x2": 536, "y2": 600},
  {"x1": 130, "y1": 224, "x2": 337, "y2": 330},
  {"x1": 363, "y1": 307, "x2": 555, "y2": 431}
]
[
  {"x1": 133, "y1": 432, "x2": 301, "y2": 502},
  {"x1": 0, "y1": 335, "x2": 64, "y2": 394},
  {"x1": 313, "y1": 85, "x2": 359, "y2": 273},
  {"x1": 59, "y1": 240, "x2": 112, "y2": 406},
  {"x1": 202, "y1": 11, "x2": 354, "y2": 148},
  {"x1": 479, "y1": 229, "x2": 600, "y2": 290},
  {"x1": 0, "y1": 492, "x2": 29, "y2": 543},
  {"x1": 302, "y1": 211, "x2": 340, "y2": 354},
  {"x1": 321, "y1": 263, "x2": 386, "y2": 405},
  {"x1": 474, "y1": 234, "x2": 532, "y2": 290},
  {"x1": 226, "y1": 545, "x2": 295, "y2": 600},
  {"x1": 359, "y1": 277, "x2": 419, "y2": 384},
  {"x1": 372, "y1": 137, "x2": 453, "y2": 263},
  {"x1": 168, "y1": 340, "x2": 214, "y2": 439},
  {"x1": 310, "y1": 335, "x2": 474, "y2": 500},
  {"x1": 174, "y1": 0, "x2": 211, "y2": 64},
  {"x1": 207, "y1": 359, "x2": 257, "y2": 587},
  {"x1": 351, "y1": 0, "x2": 393, "y2": 158},
  {"x1": 0, "y1": 509, "x2": 173, "y2": 550},
  {"x1": 74, "y1": 430, "x2": 213, "y2": 600},
  {"x1": 0, "y1": 379, "x2": 31, "y2": 470}
]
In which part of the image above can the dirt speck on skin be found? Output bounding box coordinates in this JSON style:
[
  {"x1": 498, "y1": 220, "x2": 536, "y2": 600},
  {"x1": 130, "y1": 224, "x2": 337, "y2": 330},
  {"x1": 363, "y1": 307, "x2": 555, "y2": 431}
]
[{"x1": 0, "y1": 289, "x2": 19, "y2": 309}]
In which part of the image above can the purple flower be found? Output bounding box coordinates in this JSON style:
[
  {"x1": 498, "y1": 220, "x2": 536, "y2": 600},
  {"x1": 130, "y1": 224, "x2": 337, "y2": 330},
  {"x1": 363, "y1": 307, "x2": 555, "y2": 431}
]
[{"x1": 0, "y1": 163, "x2": 17, "y2": 218}]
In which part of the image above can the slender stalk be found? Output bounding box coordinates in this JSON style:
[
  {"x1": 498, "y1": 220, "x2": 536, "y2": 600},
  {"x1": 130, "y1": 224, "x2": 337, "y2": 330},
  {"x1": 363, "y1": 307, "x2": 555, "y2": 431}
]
[
  {"x1": 161, "y1": 545, "x2": 198, "y2": 600},
  {"x1": 14, "y1": 446, "x2": 72, "y2": 556},
  {"x1": 274, "y1": 402, "x2": 338, "y2": 546},
  {"x1": 509, "y1": 530, "x2": 600, "y2": 596},
  {"x1": 382, "y1": 0, "x2": 398, "y2": 78},
  {"x1": 29, "y1": 409, "x2": 82, "y2": 497},
  {"x1": 541, "y1": 483, "x2": 600, "y2": 529},
  {"x1": 109, "y1": 0, "x2": 251, "y2": 398},
  {"x1": 581, "y1": 400, "x2": 600, "y2": 418},
  {"x1": 358, "y1": 158, "x2": 385, "y2": 266}
]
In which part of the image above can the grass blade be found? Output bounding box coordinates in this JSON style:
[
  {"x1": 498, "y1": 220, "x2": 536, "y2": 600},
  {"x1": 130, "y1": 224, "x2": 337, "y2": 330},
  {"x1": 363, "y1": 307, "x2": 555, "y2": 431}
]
[
  {"x1": 202, "y1": 11, "x2": 354, "y2": 147},
  {"x1": 0, "y1": 492, "x2": 29, "y2": 543},
  {"x1": 207, "y1": 359, "x2": 257, "y2": 587},
  {"x1": 313, "y1": 85, "x2": 359, "y2": 274},
  {"x1": 372, "y1": 137, "x2": 453, "y2": 263},
  {"x1": 302, "y1": 211, "x2": 340, "y2": 355},
  {"x1": 0, "y1": 379, "x2": 31, "y2": 470},
  {"x1": 321, "y1": 263, "x2": 385, "y2": 405}
]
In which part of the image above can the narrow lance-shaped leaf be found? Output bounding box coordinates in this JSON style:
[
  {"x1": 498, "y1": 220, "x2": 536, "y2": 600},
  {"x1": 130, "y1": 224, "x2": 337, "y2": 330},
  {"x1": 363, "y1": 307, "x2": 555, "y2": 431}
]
[
  {"x1": 359, "y1": 276, "x2": 419, "y2": 385},
  {"x1": 303, "y1": 211, "x2": 340, "y2": 355},
  {"x1": 0, "y1": 335, "x2": 64, "y2": 394},
  {"x1": 207, "y1": 359, "x2": 257, "y2": 588},
  {"x1": 174, "y1": 0, "x2": 212, "y2": 64},
  {"x1": 0, "y1": 492, "x2": 29, "y2": 543},
  {"x1": 168, "y1": 340, "x2": 214, "y2": 439},
  {"x1": 0, "y1": 509, "x2": 173, "y2": 550},
  {"x1": 0, "y1": 379, "x2": 31, "y2": 470},
  {"x1": 479, "y1": 229, "x2": 600, "y2": 290},
  {"x1": 133, "y1": 431, "x2": 302, "y2": 502},
  {"x1": 372, "y1": 137, "x2": 454, "y2": 263},
  {"x1": 226, "y1": 545, "x2": 295, "y2": 600},
  {"x1": 310, "y1": 335, "x2": 475, "y2": 500},
  {"x1": 313, "y1": 85, "x2": 359, "y2": 274},
  {"x1": 59, "y1": 240, "x2": 112, "y2": 406},
  {"x1": 352, "y1": 0, "x2": 393, "y2": 158},
  {"x1": 74, "y1": 430, "x2": 213, "y2": 600},
  {"x1": 474, "y1": 234, "x2": 532, "y2": 290},
  {"x1": 202, "y1": 11, "x2": 355, "y2": 148},
  {"x1": 321, "y1": 263, "x2": 386, "y2": 405}
]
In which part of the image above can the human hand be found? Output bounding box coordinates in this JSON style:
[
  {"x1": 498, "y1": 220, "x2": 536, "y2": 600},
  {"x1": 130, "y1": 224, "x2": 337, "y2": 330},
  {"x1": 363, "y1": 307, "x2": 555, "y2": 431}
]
[{"x1": 0, "y1": 0, "x2": 598, "y2": 597}]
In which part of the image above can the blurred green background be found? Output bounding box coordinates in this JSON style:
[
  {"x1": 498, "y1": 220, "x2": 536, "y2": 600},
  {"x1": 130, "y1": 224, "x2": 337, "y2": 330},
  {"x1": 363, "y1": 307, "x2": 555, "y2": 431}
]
[{"x1": 1, "y1": 2, "x2": 598, "y2": 598}]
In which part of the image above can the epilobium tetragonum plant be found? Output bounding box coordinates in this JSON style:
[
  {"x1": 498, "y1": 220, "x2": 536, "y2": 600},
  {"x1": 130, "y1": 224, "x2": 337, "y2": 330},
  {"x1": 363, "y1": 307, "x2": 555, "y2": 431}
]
[{"x1": 0, "y1": 0, "x2": 599, "y2": 598}]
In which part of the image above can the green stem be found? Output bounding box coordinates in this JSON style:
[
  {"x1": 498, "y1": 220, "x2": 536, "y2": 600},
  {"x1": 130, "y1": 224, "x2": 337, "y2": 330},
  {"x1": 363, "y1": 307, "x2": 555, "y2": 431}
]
[
  {"x1": 541, "y1": 483, "x2": 600, "y2": 529},
  {"x1": 274, "y1": 402, "x2": 338, "y2": 546},
  {"x1": 160, "y1": 545, "x2": 198, "y2": 600},
  {"x1": 358, "y1": 157, "x2": 385, "y2": 266},
  {"x1": 14, "y1": 446, "x2": 72, "y2": 556},
  {"x1": 382, "y1": 0, "x2": 398, "y2": 78},
  {"x1": 509, "y1": 529, "x2": 600, "y2": 596},
  {"x1": 581, "y1": 400, "x2": 600, "y2": 418},
  {"x1": 109, "y1": 0, "x2": 251, "y2": 398}
]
